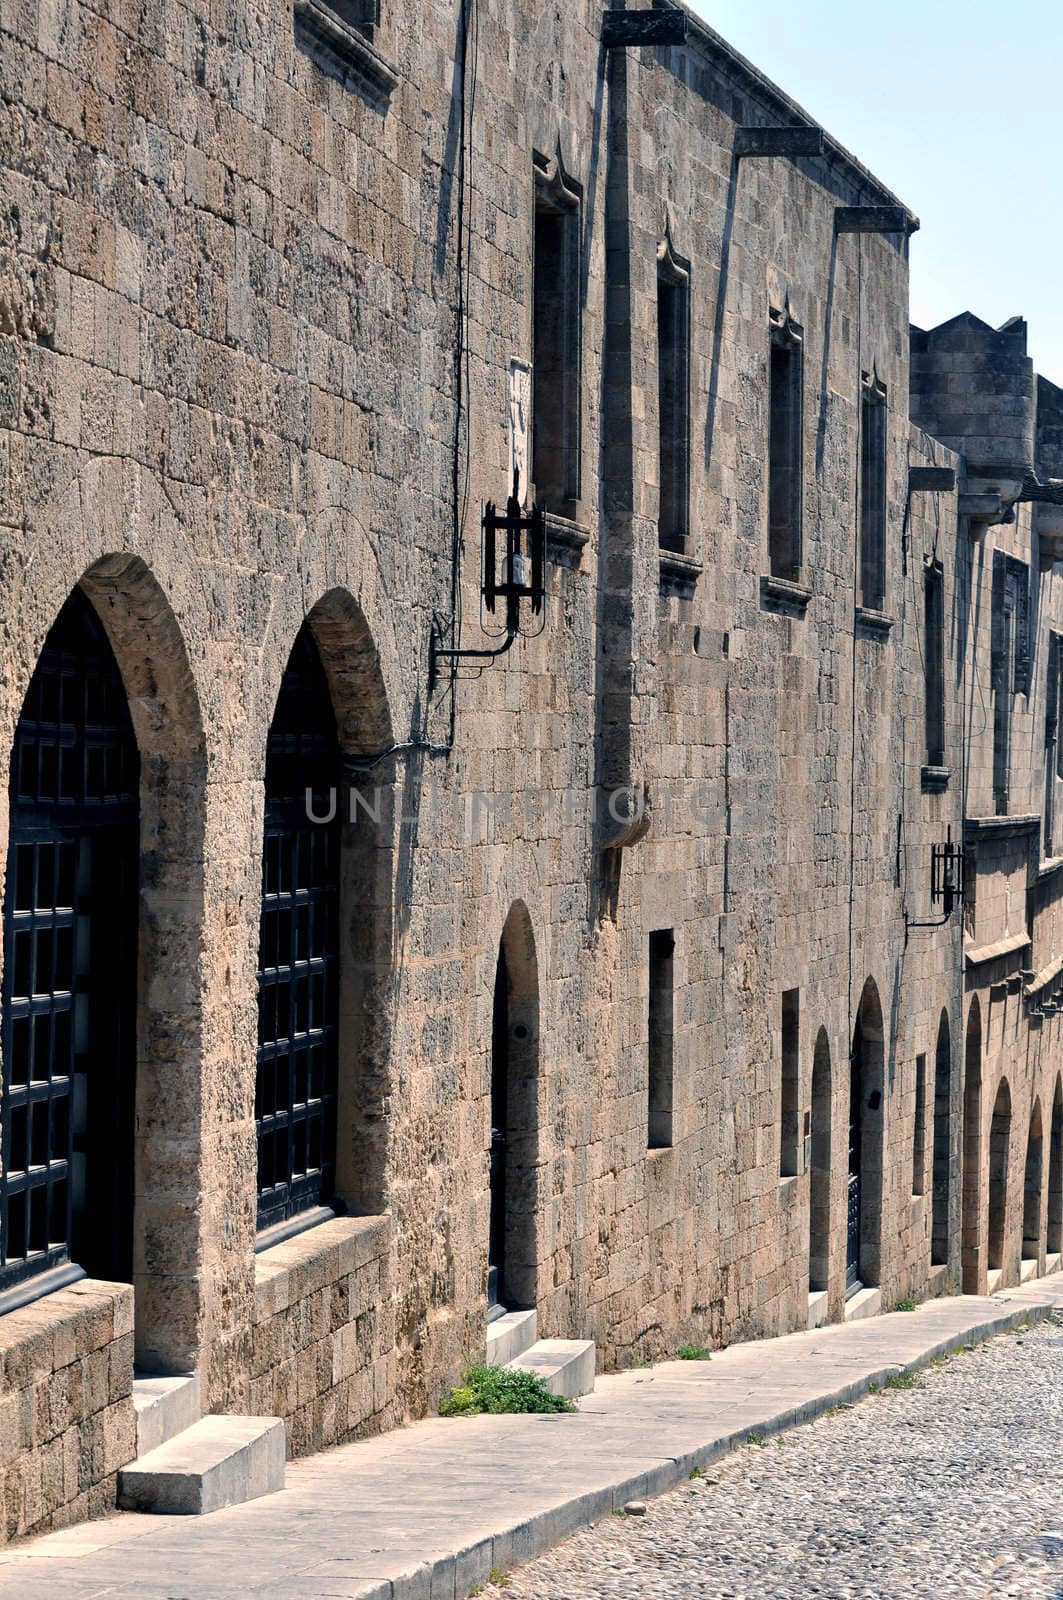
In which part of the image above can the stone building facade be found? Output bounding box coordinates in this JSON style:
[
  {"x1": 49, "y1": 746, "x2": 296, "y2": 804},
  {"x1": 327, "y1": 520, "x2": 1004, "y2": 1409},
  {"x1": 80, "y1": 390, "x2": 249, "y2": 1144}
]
[{"x1": 0, "y1": 0, "x2": 1060, "y2": 1544}]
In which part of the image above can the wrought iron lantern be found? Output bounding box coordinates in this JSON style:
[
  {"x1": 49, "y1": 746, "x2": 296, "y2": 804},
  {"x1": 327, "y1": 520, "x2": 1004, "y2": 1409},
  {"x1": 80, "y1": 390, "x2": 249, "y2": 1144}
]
[
  {"x1": 430, "y1": 471, "x2": 546, "y2": 692},
  {"x1": 906, "y1": 826, "x2": 966, "y2": 937}
]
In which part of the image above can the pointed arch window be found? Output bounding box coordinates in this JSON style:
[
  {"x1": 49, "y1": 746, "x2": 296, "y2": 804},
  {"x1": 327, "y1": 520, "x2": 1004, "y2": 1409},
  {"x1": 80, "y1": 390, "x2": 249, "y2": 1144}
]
[
  {"x1": 859, "y1": 372, "x2": 888, "y2": 611},
  {"x1": 532, "y1": 153, "x2": 582, "y2": 508},
  {"x1": 657, "y1": 236, "x2": 690, "y2": 553},
  {"x1": 256, "y1": 625, "x2": 341, "y2": 1233},
  {"x1": 767, "y1": 306, "x2": 804, "y2": 580},
  {"x1": 1, "y1": 590, "x2": 139, "y2": 1299}
]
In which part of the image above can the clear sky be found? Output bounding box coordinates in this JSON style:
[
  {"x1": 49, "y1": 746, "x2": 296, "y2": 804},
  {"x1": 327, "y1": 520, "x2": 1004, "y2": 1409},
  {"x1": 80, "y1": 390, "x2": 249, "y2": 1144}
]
[{"x1": 686, "y1": 0, "x2": 1063, "y2": 386}]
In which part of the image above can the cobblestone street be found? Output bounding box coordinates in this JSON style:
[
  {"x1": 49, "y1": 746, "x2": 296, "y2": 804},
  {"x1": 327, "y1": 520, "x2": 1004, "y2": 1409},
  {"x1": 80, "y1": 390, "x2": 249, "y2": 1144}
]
[{"x1": 502, "y1": 1315, "x2": 1063, "y2": 1600}]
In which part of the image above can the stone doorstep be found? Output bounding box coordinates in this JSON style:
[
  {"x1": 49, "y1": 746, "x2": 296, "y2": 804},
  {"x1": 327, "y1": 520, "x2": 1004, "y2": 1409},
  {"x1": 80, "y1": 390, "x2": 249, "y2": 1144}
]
[
  {"x1": 507, "y1": 1338, "x2": 596, "y2": 1400},
  {"x1": 807, "y1": 1289, "x2": 829, "y2": 1329},
  {"x1": 116, "y1": 1416, "x2": 286, "y2": 1516},
  {"x1": 485, "y1": 1309, "x2": 538, "y2": 1367},
  {"x1": 132, "y1": 1373, "x2": 202, "y2": 1459},
  {"x1": 844, "y1": 1284, "x2": 882, "y2": 1322}
]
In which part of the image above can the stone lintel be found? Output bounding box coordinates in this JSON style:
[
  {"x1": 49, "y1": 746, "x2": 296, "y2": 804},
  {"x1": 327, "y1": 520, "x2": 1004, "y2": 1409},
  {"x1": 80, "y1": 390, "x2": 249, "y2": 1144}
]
[
  {"x1": 601, "y1": 10, "x2": 689, "y2": 48},
  {"x1": 909, "y1": 466, "x2": 956, "y2": 493},
  {"x1": 734, "y1": 125, "x2": 825, "y2": 159},
  {"x1": 835, "y1": 205, "x2": 916, "y2": 236}
]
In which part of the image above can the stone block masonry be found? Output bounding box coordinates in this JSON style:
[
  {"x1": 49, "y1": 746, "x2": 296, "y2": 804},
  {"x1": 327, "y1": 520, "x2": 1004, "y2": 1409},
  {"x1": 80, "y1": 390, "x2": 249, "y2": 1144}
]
[
  {"x1": 0, "y1": 0, "x2": 1061, "y2": 1550},
  {"x1": 0, "y1": 1282, "x2": 134, "y2": 1543},
  {"x1": 249, "y1": 1216, "x2": 397, "y2": 1457}
]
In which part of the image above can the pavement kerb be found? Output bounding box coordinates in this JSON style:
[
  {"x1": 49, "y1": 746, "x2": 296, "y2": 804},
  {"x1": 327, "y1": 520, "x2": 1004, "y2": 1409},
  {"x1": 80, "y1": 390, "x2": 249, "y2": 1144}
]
[{"x1": 383, "y1": 1297, "x2": 1061, "y2": 1600}]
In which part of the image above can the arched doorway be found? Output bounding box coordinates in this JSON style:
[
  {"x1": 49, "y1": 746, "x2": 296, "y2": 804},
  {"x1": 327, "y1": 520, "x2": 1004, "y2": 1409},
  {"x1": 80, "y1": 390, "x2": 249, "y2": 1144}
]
[
  {"x1": 987, "y1": 1079, "x2": 1011, "y2": 1277},
  {"x1": 931, "y1": 1009, "x2": 952, "y2": 1267},
  {"x1": 488, "y1": 904, "x2": 540, "y2": 1315},
  {"x1": 848, "y1": 979, "x2": 885, "y2": 1293},
  {"x1": 808, "y1": 1028, "x2": 832, "y2": 1294},
  {"x1": 255, "y1": 623, "x2": 342, "y2": 1234},
  {"x1": 1048, "y1": 1078, "x2": 1063, "y2": 1257},
  {"x1": 1022, "y1": 1100, "x2": 1044, "y2": 1271},
  {"x1": 1, "y1": 589, "x2": 139, "y2": 1298},
  {"x1": 961, "y1": 998, "x2": 982, "y2": 1291}
]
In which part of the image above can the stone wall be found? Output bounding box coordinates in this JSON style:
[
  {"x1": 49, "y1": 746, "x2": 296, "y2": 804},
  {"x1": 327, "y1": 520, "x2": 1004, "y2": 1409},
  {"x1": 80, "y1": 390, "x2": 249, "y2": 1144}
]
[
  {"x1": 249, "y1": 1216, "x2": 396, "y2": 1457},
  {"x1": 0, "y1": 0, "x2": 1061, "y2": 1546},
  {"x1": 0, "y1": 1281, "x2": 134, "y2": 1545}
]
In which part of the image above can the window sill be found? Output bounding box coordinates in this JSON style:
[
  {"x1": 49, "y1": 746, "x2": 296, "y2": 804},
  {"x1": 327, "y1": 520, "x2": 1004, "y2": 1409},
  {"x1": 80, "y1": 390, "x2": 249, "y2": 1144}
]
[
  {"x1": 545, "y1": 511, "x2": 589, "y2": 569},
  {"x1": 254, "y1": 1212, "x2": 393, "y2": 1320},
  {"x1": 964, "y1": 813, "x2": 1039, "y2": 840},
  {"x1": 0, "y1": 1258, "x2": 87, "y2": 1318},
  {"x1": 854, "y1": 604, "x2": 894, "y2": 639},
  {"x1": 659, "y1": 547, "x2": 703, "y2": 597},
  {"x1": 255, "y1": 1203, "x2": 336, "y2": 1255},
  {"x1": 921, "y1": 764, "x2": 950, "y2": 792},
  {"x1": 963, "y1": 929, "x2": 1031, "y2": 969},
  {"x1": 294, "y1": 0, "x2": 398, "y2": 105},
  {"x1": 760, "y1": 574, "x2": 812, "y2": 616}
]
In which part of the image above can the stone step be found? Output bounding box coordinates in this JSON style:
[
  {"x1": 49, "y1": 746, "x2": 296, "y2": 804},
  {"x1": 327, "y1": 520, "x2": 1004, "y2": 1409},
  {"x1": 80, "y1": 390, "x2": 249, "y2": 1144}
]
[
  {"x1": 485, "y1": 1308, "x2": 538, "y2": 1367},
  {"x1": 1021, "y1": 1256, "x2": 1038, "y2": 1282},
  {"x1": 507, "y1": 1338, "x2": 596, "y2": 1400},
  {"x1": 843, "y1": 1285, "x2": 882, "y2": 1322},
  {"x1": 117, "y1": 1416, "x2": 286, "y2": 1516},
  {"x1": 807, "y1": 1290, "x2": 829, "y2": 1330},
  {"x1": 132, "y1": 1374, "x2": 202, "y2": 1459}
]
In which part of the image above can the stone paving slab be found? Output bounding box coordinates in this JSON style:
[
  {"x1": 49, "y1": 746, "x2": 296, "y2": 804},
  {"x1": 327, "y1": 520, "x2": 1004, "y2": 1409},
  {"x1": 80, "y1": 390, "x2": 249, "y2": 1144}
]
[{"x1": 2, "y1": 1281, "x2": 1061, "y2": 1600}]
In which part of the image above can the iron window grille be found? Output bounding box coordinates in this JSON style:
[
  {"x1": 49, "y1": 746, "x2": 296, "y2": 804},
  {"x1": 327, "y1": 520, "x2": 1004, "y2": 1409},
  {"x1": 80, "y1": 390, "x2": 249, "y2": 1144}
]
[
  {"x1": 1, "y1": 591, "x2": 138, "y2": 1297},
  {"x1": 255, "y1": 626, "x2": 340, "y2": 1233}
]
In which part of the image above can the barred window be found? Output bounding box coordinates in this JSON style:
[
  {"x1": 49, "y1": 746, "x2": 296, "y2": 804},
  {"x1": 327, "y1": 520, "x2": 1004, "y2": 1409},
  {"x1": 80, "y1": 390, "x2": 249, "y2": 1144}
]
[
  {"x1": 1, "y1": 591, "x2": 138, "y2": 1297},
  {"x1": 256, "y1": 626, "x2": 340, "y2": 1233}
]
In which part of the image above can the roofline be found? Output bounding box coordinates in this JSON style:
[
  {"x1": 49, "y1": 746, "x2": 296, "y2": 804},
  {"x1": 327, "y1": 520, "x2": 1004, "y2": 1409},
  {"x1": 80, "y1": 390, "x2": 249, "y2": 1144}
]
[{"x1": 653, "y1": 0, "x2": 919, "y2": 230}]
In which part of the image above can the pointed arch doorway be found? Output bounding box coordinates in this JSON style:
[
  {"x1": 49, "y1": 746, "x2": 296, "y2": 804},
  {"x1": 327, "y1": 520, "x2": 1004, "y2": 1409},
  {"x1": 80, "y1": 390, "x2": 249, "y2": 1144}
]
[
  {"x1": 847, "y1": 980, "x2": 885, "y2": 1295},
  {"x1": 488, "y1": 905, "x2": 540, "y2": 1316}
]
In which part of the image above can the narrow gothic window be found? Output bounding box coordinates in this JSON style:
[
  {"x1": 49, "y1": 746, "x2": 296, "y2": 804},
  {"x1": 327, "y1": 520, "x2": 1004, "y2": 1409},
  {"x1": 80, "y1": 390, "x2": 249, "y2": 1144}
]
[
  {"x1": 657, "y1": 241, "x2": 690, "y2": 553},
  {"x1": 924, "y1": 559, "x2": 945, "y2": 766},
  {"x1": 779, "y1": 989, "x2": 799, "y2": 1177},
  {"x1": 992, "y1": 551, "x2": 1030, "y2": 815},
  {"x1": 859, "y1": 375, "x2": 887, "y2": 611},
  {"x1": 1, "y1": 590, "x2": 139, "y2": 1297},
  {"x1": 648, "y1": 930, "x2": 675, "y2": 1149},
  {"x1": 256, "y1": 625, "x2": 340, "y2": 1233},
  {"x1": 913, "y1": 1054, "x2": 927, "y2": 1195},
  {"x1": 768, "y1": 309, "x2": 803, "y2": 579},
  {"x1": 1045, "y1": 633, "x2": 1062, "y2": 857},
  {"x1": 532, "y1": 158, "x2": 582, "y2": 508}
]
